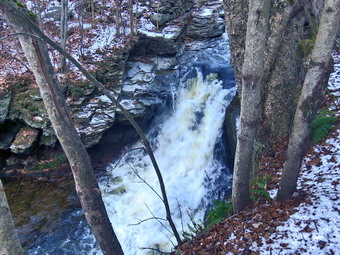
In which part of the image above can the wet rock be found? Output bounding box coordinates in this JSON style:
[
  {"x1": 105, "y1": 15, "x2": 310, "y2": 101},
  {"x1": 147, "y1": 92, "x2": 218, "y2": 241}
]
[
  {"x1": 0, "y1": 91, "x2": 11, "y2": 124},
  {"x1": 149, "y1": 0, "x2": 194, "y2": 27},
  {"x1": 10, "y1": 127, "x2": 39, "y2": 154},
  {"x1": 116, "y1": 55, "x2": 179, "y2": 124},
  {"x1": 70, "y1": 95, "x2": 117, "y2": 148},
  {"x1": 187, "y1": 1, "x2": 225, "y2": 39},
  {"x1": 8, "y1": 81, "x2": 50, "y2": 131},
  {"x1": 17, "y1": 214, "x2": 46, "y2": 247}
]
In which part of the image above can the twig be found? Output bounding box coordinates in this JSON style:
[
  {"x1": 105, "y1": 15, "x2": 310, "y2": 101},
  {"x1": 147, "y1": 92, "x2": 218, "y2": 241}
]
[
  {"x1": 129, "y1": 217, "x2": 167, "y2": 226},
  {"x1": 177, "y1": 199, "x2": 184, "y2": 232},
  {"x1": 126, "y1": 161, "x2": 164, "y2": 202},
  {"x1": 110, "y1": 147, "x2": 145, "y2": 171},
  {"x1": 144, "y1": 203, "x2": 174, "y2": 237},
  {"x1": 313, "y1": 220, "x2": 319, "y2": 233}
]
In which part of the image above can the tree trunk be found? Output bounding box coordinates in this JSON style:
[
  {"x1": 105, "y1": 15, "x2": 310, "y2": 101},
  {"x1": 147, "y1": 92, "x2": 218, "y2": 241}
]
[
  {"x1": 0, "y1": 2, "x2": 124, "y2": 254},
  {"x1": 129, "y1": 0, "x2": 134, "y2": 36},
  {"x1": 232, "y1": 0, "x2": 271, "y2": 213},
  {"x1": 60, "y1": 0, "x2": 68, "y2": 73},
  {"x1": 33, "y1": 0, "x2": 43, "y2": 29},
  {"x1": 115, "y1": 0, "x2": 121, "y2": 36},
  {"x1": 276, "y1": 0, "x2": 340, "y2": 201},
  {"x1": 0, "y1": 180, "x2": 24, "y2": 255}
]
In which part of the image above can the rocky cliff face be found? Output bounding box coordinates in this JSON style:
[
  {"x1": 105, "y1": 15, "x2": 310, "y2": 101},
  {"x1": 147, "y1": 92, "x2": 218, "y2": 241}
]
[{"x1": 0, "y1": 0, "x2": 229, "y2": 176}]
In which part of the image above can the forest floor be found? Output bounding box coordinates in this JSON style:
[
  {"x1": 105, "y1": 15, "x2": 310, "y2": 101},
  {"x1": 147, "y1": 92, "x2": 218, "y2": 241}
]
[{"x1": 176, "y1": 54, "x2": 340, "y2": 255}]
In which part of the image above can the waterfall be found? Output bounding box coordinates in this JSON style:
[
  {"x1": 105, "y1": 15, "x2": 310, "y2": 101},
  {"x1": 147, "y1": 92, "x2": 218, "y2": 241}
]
[
  {"x1": 95, "y1": 71, "x2": 236, "y2": 254},
  {"x1": 29, "y1": 35, "x2": 236, "y2": 255}
]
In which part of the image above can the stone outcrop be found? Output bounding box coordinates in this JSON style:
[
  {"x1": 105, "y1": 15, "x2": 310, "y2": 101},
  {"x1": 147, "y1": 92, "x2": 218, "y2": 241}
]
[
  {"x1": 0, "y1": 0, "x2": 232, "y2": 173},
  {"x1": 149, "y1": 0, "x2": 194, "y2": 27},
  {"x1": 187, "y1": 0, "x2": 225, "y2": 39}
]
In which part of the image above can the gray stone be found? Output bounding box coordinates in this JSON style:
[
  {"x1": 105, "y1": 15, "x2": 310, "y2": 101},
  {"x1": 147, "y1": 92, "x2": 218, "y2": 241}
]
[
  {"x1": 0, "y1": 91, "x2": 11, "y2": 124},
  {"x1": 150, "y1": 13, "x2": 172, "y2": 27},
  {"x1": 187, "y1": 4, "x2": 225, "y2": 39},
  {"x1": 10, "y1": 127, "x2": 39, "y2": 154}
]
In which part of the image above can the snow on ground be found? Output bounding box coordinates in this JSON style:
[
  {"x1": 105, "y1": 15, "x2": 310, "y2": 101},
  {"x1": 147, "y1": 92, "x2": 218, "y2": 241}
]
[
  {"x1": 254, "y1": 129, "x2": 340, "y2": 254},
  {"x1": 252, "y1": 52, "x2": 340, "y2": 254}
]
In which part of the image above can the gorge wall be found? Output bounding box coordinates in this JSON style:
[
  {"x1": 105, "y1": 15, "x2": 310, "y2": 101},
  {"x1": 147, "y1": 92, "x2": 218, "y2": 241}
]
[{"x1": 0, "y1": 0, "x2": 230, "y2": 177}]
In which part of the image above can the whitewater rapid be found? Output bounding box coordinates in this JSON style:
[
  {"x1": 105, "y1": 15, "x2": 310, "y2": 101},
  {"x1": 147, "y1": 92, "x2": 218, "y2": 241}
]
[
  {"x1": 93, "y1": 71, "x2": 236, "y2": 254},
  {"x1": 30, "y1": 32, "x2": 236, "y2": 254}
]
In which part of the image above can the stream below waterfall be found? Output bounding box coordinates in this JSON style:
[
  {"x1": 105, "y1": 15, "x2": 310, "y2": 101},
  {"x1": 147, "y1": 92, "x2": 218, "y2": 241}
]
[{"x1": 27, "y1": 34, "x2": 236, "y2": 255}]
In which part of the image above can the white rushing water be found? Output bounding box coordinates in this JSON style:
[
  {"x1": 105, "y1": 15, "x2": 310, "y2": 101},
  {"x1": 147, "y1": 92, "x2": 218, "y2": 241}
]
[{"x1": 92, "y1": 71, "x2": 236, "y2": 254}]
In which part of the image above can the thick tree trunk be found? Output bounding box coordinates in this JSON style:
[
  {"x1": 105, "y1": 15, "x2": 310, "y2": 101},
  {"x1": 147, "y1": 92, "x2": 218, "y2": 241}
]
[
  {"x1": 0, "y1": 180, "x2": 24, "y2": 255},
  {"x1": 0, "y1": 2, "x2": 124, "y2": 254},
  {"x1": 232, "y1": 0, "x2": 271, "y2": 213},
  {"x1": 277, "y1": 0, "x2": 340, "y2": 201},
  {"x1": 60, "y1": 0, "x2": 68, "y2": 73}
]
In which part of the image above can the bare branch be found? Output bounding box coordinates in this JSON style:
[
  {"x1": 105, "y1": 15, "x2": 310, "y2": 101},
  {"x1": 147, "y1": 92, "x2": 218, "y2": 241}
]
[
  {"x1": 144, "y1": 203, "x2": 173, "y2": 237},
  {"x1": 109, "y1": 147, "x2": 145, "y2": 171},
  {"x1": 126, "y1": 161, "x2": 164, "y2": 202},
  {"x1": 129, "y1": 217, "x2": 167, "y2": 226}
]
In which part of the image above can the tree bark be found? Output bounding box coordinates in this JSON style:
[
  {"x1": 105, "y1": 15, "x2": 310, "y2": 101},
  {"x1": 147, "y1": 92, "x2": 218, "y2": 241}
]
[
  {"x1": 0, "y1": 180, "x2": 24, "y2": 255},
  {"x1": 276, "y1": 0, "x2": 340, "y2": 201},
  {"x1": 33, "y1": 0, "x2": 43, "y2": 29},
  {"x1": 60, "y1": 0, "x2": 68, "y2": 73},
  {"x1": 129, "y1": 0, "x2": 134, "y2": 36},
  {"x1": 0, "y1": 2, "x2": 124, "y2": 254},
  {"x1": 115, "y1": 0, "x2": 121, "y2": 36},
  {"x1": 232, "y1": 0, "x2": 271, "y2": 213}
]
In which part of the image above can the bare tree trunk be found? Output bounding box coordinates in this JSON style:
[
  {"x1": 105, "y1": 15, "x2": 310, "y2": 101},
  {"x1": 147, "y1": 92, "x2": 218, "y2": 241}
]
[
  {"x1": 90, "y1": 0, "x2": 95, "y2": 24},
  {"x1": 0, "y1": 2, "x2": 124, "y2": 254},
  {"x1": 115, "y1": 0, "x2": 121, "y2": 36},
  {"x1": 60, "y1": 0, "x2": 68, "y2": 73},
  {"x1": 135, "y1": 0, "x2": 139, "y2": 33},
  {"x1": 33, "y1": 0, "x2": 43, "y2": 29},
  {"x1": 232, "y1": 0, "x2": 271, "y2": 213},
  {"x1": 129, "y1": 0, "x2": 134, "y2": 36},
  {"x1": 276, "y1": 0, "x2": 340, "y2": 201},
  {"x1": 0, "y1": 180, "x2": 24, "y2": 255}
]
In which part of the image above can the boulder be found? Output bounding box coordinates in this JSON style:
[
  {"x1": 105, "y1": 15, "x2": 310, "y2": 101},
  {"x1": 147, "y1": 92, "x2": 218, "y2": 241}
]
[
  {"x1": 10, "y1": 127, "x2": 39, "y2": 154},
  {"x1": 70, "y1": 95, "x2": 117, "y2": 148}
]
